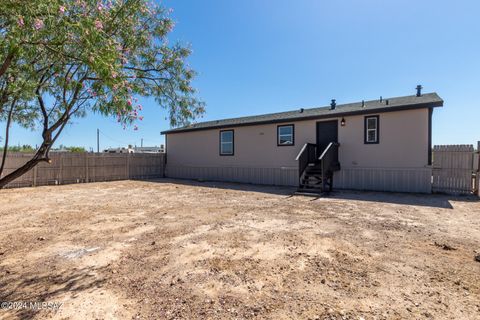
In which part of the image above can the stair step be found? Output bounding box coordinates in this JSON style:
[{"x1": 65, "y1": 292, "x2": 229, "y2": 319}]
[
  {"x1": 295, "y1": 187, "x2": 324, "y2": 196},
  {"x1": 297, "y1": 185, "x2": 323, "y2": 190},
  {"x1": 299, "y1": 184, "x2": 322, "y2": 189},
  {"x1": 294, "y1": 191, "x2": 323, "y2": 197},
  {"x1": 302, "y1": 181, "x2": 322, "y2": 184},
  {"x1": 302, "y1": 179, "x2": 321, "y2": 183}
]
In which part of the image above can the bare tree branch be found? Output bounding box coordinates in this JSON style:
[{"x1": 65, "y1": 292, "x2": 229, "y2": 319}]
[
  {"x1": 0, "y1": 99, "x2": 16, "y2": 178},
  {"x1": 0, "y1": 51, "x2": 14, "y2": 78}
]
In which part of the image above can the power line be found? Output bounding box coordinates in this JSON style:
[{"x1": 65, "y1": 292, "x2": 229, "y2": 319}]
[
  {"x1": 97, "y1": 129, "x2": 162, "y2": 149},
  {"x1": 98, "y1": 129, "x2": 134, "y2": 146}
]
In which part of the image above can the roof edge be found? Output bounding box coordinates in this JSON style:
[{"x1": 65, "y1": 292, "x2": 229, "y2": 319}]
[{"x1": 162, "y1": 100, "x2": 443, "y2": 135}]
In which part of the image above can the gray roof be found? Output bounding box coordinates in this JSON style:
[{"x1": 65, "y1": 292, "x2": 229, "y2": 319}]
[{"x1": 162, "y1": 92, "x2": 443, "y2": 134}]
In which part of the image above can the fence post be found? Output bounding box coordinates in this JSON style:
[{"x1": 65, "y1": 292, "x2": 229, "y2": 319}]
[
  {"x1": 85, "y1": 152, "x2": 89, "y2": 183},
  {"x1": 59, "y1": 154, "x2": 63, "y2": 185},
  {"x1": 33, "y1": 164, "x2": 37, "y2": 187},
  {"x1": 126, "y1": 153, "x2": 131, "y2": 179}
]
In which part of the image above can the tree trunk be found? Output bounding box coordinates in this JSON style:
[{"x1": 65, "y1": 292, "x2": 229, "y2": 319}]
[
  {"x1": 0, "y1": 100, "x2": 15, "y2": 178},
  {"x1": 0, "y1": 51, "x2": 14, "y2": 78},
  {"x1": 0, "y1": 72, "x2": 75, "y2": 189},
  {"x1": 0, "y1": 156, "x2": 48, "y2": 189},
  {"x1": 0, "y1": 143, "x2": 50, "y2": 189},
  {"x1": 0, "y1": 116, "x2": 68, "y2": 189}
]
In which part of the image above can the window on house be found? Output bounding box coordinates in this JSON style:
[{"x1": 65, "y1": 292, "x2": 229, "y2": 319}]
[
  {"x1": 220, "y1": 130, "x2": 234, "y2": 155},
  {"x1": 364, "y1": 116, "x2": 379, "y2": 144},
  {"x1": 277, "y1": 125, "x2": 294, "y2": 146}
]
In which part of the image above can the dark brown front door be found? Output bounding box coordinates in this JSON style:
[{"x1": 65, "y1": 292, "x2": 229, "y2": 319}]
[{"x1": 316, "y1": 120, "x2": 338, "y2": 158}]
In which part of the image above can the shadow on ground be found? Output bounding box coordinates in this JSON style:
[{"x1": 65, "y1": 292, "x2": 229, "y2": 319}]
[
  {"x1": 0, "y1": 266, "x2": 106, "y2": 320},
  {"x1": 145, "y1": 178, "x2": 479, "y2": 209},
  {"x1": 145, "y1": 178, "x2": 296, "y2": 196},
  {"x1": 323, "y1": 190, "x2": 463, "y2": 209}
]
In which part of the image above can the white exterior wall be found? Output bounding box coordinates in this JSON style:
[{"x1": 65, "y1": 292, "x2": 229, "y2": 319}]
[{"x1": 165, "y1": 108, "x2": 432, "y2": 193}]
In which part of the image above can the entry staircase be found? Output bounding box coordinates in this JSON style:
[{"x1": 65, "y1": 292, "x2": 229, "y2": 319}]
[{"x1": 295, "y1": 142, "x2": 340, "y2": 195}]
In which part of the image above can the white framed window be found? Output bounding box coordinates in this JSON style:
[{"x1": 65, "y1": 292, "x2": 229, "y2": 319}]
[
  {"x1": 365, "y1": 115, "x2": 379, "y2": 144},
  {"x1": 220, "y1": 130, "x2": 234, "y2": 155},
  {"x1": 277, "y1": 124, "x2": 294, "y2": 146}
]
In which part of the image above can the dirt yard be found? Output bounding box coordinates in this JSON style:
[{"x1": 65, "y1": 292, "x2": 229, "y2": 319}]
[{"x1": 0, "y1": 179, "x2": 479, "y2": 320}]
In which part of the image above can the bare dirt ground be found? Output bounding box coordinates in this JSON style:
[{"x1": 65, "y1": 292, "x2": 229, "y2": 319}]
[{"x1": 0, "y1": 179, "x2": 479, "y2": 320}]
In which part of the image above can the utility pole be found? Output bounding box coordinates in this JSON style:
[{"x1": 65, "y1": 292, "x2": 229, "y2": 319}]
[{"x1": 97, "y1": 128, "x2": 100, "y2": 153}]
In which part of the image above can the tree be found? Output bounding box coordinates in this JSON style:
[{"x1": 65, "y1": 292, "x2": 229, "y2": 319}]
[
  {"x1": 55, "y1": 144, "x2": 86, "y2": 152},
  {"x1": 0, "y1": 0, "x2": 204, "y2": 188},
  {"x1": 66, "y1": 146, "x2": 86, "y2": 153},
  {"x1": 0, "y1": 144, "x2": 35, "y2": 152}
]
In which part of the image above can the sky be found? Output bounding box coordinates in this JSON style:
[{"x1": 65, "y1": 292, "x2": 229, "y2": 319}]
[{"x1": 5, "y1": 0, "x2": 480, "y2": 150}]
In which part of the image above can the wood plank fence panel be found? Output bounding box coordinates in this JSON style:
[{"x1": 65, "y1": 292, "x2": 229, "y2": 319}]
[
  {"x1": 432, "y1": 145, "x2": 475, "y2": 195},
  {"x1": 1, "y1": 152, "x2": 165, "y2": 189}
]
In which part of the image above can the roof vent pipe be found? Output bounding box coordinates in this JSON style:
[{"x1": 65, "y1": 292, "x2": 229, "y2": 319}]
[
  {"x1": 330, "y1": 99, "x2": 336, "y2": 110},
  {"x1": 380, "y1": 96, "x2": 383, "y2": 103},
  {"x1": 361, "y1": 100, "x2": 365, "y2": 108},
  {"x1": 416, "y1": 84, "x2": 423, "y2": 97}
]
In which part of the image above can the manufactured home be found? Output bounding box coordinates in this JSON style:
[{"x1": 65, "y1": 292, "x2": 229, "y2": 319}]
[{"x1": 162, "y1": 88, "x2": 443, "y2": 193}]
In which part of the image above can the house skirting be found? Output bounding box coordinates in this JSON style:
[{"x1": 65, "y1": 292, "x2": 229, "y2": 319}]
[
  {"x1": 165, "y1": 165, "x2": 298, "y2": 186},
  {"x1": 333, "y1": 167, "x2": 432, "y2": 194},
  {"x1": 165, "y1": 165, "x2": 432, "y2": 193}
]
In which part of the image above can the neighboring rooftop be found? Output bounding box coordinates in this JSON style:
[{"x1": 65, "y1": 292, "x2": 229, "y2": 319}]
[
  {"x1": 162, "y1": 92, "x2": 443, "y2": 134},
  {"x1": 133, "y1": 146, "x2": 165, "y2": 153}
]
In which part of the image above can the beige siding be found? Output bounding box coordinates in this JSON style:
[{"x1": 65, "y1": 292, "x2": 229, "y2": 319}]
[
  {"x1": 338, "y1": 108, "x2": 429, "y2": 168},
  {"x1": 166, "y1": 108, "x2": 431, "y2": 192},
  {"x1": 167, "y1": 122, "x2": 312, "y2": 169}
]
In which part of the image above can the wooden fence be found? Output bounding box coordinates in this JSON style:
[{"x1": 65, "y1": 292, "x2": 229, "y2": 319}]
[
  {"x1": 432, "y1": 144, "x2": 477, "y2": 195},
  {"x1": 1, "y1": 152, "x2": 165, "y2": 189},
  {"x1": 3, "y1": 145, "x2": 479, "y2": 195},
  {"x1": 476, "y1": 142, "x2": 480, "y2": 196}
]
